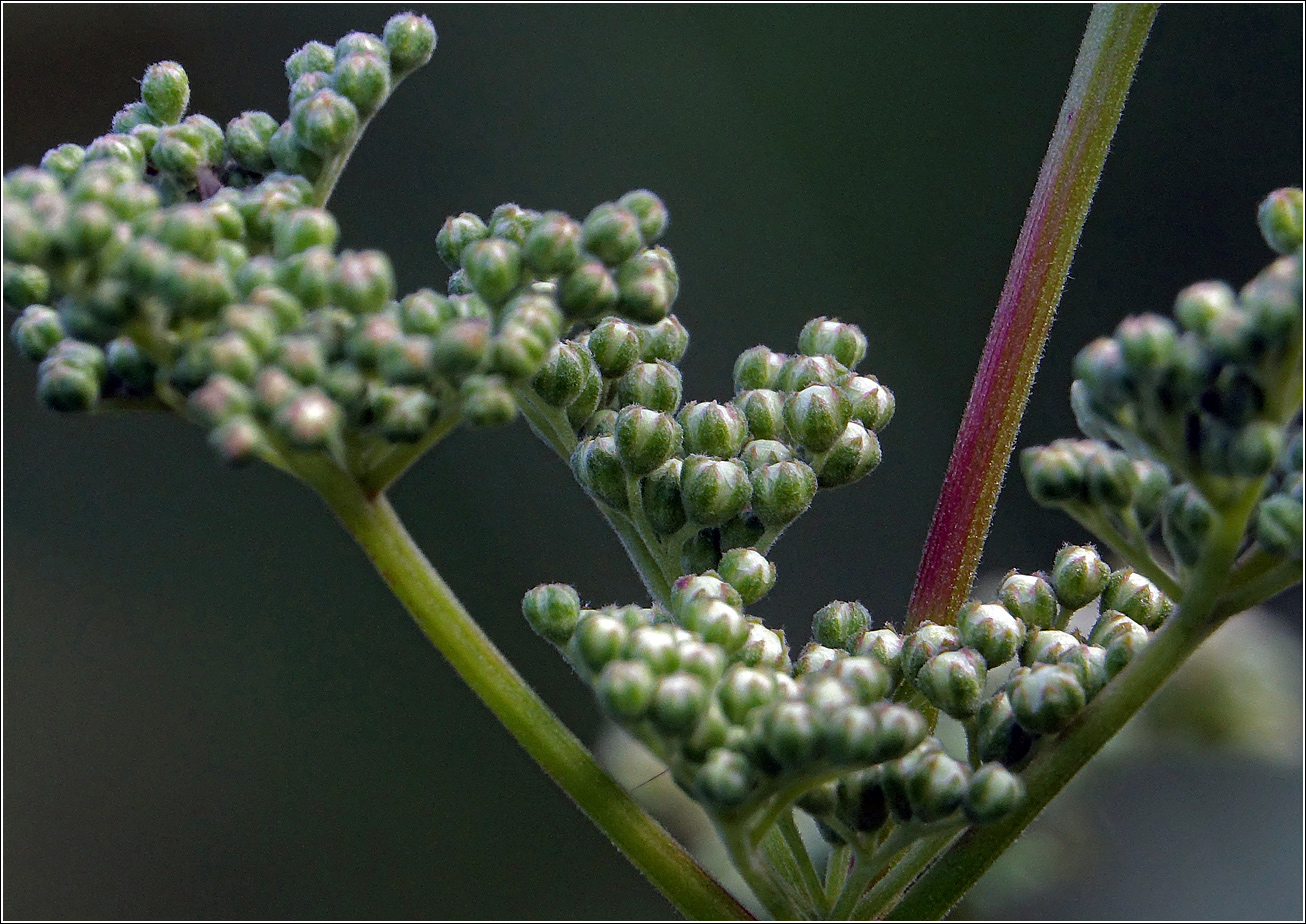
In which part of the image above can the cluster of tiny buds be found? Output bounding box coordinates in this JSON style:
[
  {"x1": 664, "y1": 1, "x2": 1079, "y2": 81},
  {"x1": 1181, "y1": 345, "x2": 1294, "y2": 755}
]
[
  {"x1": 1023, "y1": 189, "x2": 1302, "y2": 568},
  {"x1": 523, "y1": 560, "x2": 1046, "y2": 840},
  {"x1": 555, "y1": 313, "x2": 893, "y2": 576}
]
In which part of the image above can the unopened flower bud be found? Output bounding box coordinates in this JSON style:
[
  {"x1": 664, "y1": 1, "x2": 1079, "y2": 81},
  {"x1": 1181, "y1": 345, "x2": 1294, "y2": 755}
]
[
  {"x1": 810, "y1": 421, "x2": 881, "y2": 488},
  {"x1": 586, "y1": 317, "x2": 642, "y2": 377},
  {"x1": 734, "y1": 389, "x2": 786, "y2": 442},
  {"x1": 843, "y1": 375, "x2": 895, "y2": 432},
  {"x1": 617, "y1": 360, "x2": 682, "y2": 413},
  {"x1": 615, "y1": 405, "x2": 681, "y2": 476},
  {"x1": 694, "y1": 598, "x2": 751, "y2": 653},
  {"x1": 915, "y1": 649, "x2": 987, "y2": 719},
  {"x1": 681, "y1": 455, "x2": 751, "y2": 526},
  {"x1": 596, "y1": 660, "x2": 656, "y2": 722},
  {"x1": 616, "y1": 189, "x2": 668, "y2": 243},
  {"x1": 291, "y1": 89, "x2": 359, "y2": 157},
  {"x1": 670, "y1": 573, "x2": 742, "y2": 621},
  {"x1": 777, "y1": 354, "x2": 844, "y2": 393},
  {"x1": 188, "y1": 374, "x2": 253, "y2": 427},
  {"x1": 522, "y1": 583, "x2": 582, "y2": 646},
  {"x1": 1022, "y1": 629, "x2": 1082, "y2": 667},
  {"x1": 1229, "y1": 420, "x2": 1285, "y2": 479},
  {"x1": 581, "y1": 203, "x2": 643, "y2": 265},
  {"x1": 738, "y1": 438, "x2": 791, "y2": 473},
  {"x1": 694, "y1": 748, "x2": 757, "y2": 809},
  {"x1": 333, "y1": 51, "x2": 390, "y2": 115},
  {"x1": 1256, "y1": 493, "x2": 1304, "y2": 558},
  {"x1": 571, "y1": 436, "x2": 628, "y2": 509},
  {"x1": 285, "y1": 41, "x2": 334, "y2": 83},
  {"x1": 274, "y1": 387, "x2": 341, "y2": 450},
  {"x1": 794, "y1": 642, "x2": 844, "y2": 677},
  {"x1": 1055, "y1": 644, "x2": 1110, "y2": 700},
  {"x1": 764, "y1": 700, "x2": 821, "y2": 769},
  {"x1": 641, "y1": 459, "x2": 686, "y2": 536},
  {"x1": 1009, "y1": 664, "x2": 1086, "y2": 735},
  {"x1": 141, "y1": 61, "x2": 189, "y2": 124},
  {"x1": 615, "y1": 249, "x2": 677, "y2": 323},
  {"x1": 4, "y1": 262, "x2": 51, "y2": 309},
  {"x1": 957, "y1": 602, "x2": 1026, "y2": 666},
  {"x1": 906, "y1": 751, "x2": 968, "y2": 823},
  {"x1": 459, "y1": 376, "x2": 516, "y2": 427},
  {"x1": 717, "y1": 548, "x2": 776, "y2": 605},
  {"x1": 520, "y1": 211, "x2": 581, "y2": 277},
  {"x1": 637, "y1": 315, "x2": 689, "y2": 365},
  {"x1": 717, "y1": 665, "x2": 778, "y2": 725},
  {"x1": 383, "y1": 12, "x2": 437, "y2": 75},
  {"x1": 1101, "y1": 569, "x2": 1171, "y2": 629},
  {"x1": 798, "y1": 317, "x2": 867, "y2": 369},
  {"x1": 854, "y1": 628, "x2": 903, "y2": 686},
  {"x1": 738, "y1": 623, "x2": 789, "y2": 671},
  {"x1": 10, "y1": 305, "x2": 64, "y2": 361},
  {"x1": 1257, "y1": 187, "x2": 1304, "y2": 255},
  {"x1": 784, "y1": 384, "x2": 851, "y2": 452},
  {"x1": 558, "y1": 258, "x2": 618, "y2": 319},
  {"x1": 1162, "y1": 484, "x2": 1217, "y2": 567},
  {"x1": 1021, "y1": 441, "x2": 1088, "y2": 506},
  {"x1": 1103, "y1": 621, "x2": 1149, "y2": 677},
  {"x1": 901, "y1": 623, "x2": 961, "y2": 684},
  {"x1": 1050, "y1": 544, "x2": 1110, "y2": 609},
  {"x1": 1085, "y1": 447, "x2": 1136, "y2": 508},
  {"x1": 749, "y1": 460, "x2": 817, "y2": 528},
  {"x1": 436, "y1": 213, "x2": 488, "y2": 269},
  {"x1": 37, "y1": 357, "x2": 100, "y2": 413},
  {"x1": 650, "y1": 672, "x2": 708, "y2": 735},
  {"x1": 811, "y1": 601, "x2": 871, "y2": 652},
  {"x1": 733, "y1": 346, "x2": 785, "y2": 393},
  {"x1": 1115, "y1": 314, "x2": 1178, "y2": 377},
  {"x1": 627, "y1": 626, "x2": 681, "y2": 675},
  {"x1": 679, "y1": 401, "x2": 748, "y2": 458},
  {"x1": 532, "y1": 341, "x2": 587, "y2": 407},
  {"x1": 964, "y1": 764, "x2": 1024, "y2": 825},
  {"x1": 975, "y1": 692, "x2": 1035, "y2": 766},
  {"x1": 431, "y1": 318, "x2": 491, "y2": 379}
]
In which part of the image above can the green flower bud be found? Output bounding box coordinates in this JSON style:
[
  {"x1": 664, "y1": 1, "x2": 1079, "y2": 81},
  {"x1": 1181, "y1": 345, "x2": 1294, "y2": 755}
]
[
  {"x1": 764, "y1": 700, "x2": 821, "y2": 769},
  {"x1": 901, "y1": 623, "x2": 961, "y2": 684},
  {"x1": 915, "y1": 649, "x2": 987, "y2": 719},
  {"x1": 180, "y1": 114, "x2": 224, "y2": 164},
  {"x1": 614, "y1": 405, "x2": 681, "y2": 476},
  {"x1": 1103, "y1": 620, "x2": 1149, "y2": 678},
  {"x1": 794, "y1": 642, "x2": 844, "y2": 677},
  {"x1": 641, "y1": 458, "x2": 686, "y2": 536},
  {"x1": 834, "y1": 771, "x2": 890, "y2": 834},
  {"x1": 530, "y1": 341, "x2": 586, "y2": 407},
  {"x1": 750, "y1": 459, "x2": 817, "y2": 528},
  {"x1": 670, "y1": 573, "x2": 742, "y2": 619},
  {"x1": 273, "y1": 207, "x2": 339, "y2": 258},
  {"x1": 694, "y1": 748, "x2": 757, "y2": 809},
  {"x1": 1256, "y1": 493, "x2": 1304, "y2": 558},
  {"x1": 738, "y1": 438, "x2": 791, "y2": 474},
  {"x1": 204, "y1": 331, "x2": 259, "y2": 383},
  {"x1": 333, "y1": 51, "x2": 390, "y2": 115},
  {"x1": 777, "y1": 354, "x2": 845, "y2": 393},
  {"x1": 581, "y1": 203, "x2": 644, "y2": 266},
  {"x1": 572, "y1": 436, "x2": 629, "y2": 510},
  {"x1": 157, "y1": 203, "x2": 219, "y2": 259},
  {"x1": 854, "y1": 628, "x2": 904, "y2": 687},
  {"x1": 384, "y1": 12, "x2": 438, "y2": 75},
  {"x1": 487, "y1": 203, "x2": 540, "y2": 245},
  {"x1": 650, "y1": 672, "x2": 709, "y2": 735},
  {"x1": 269, "y1": 333, "x2": 324, "y2": 386},
  {"x1": 993, "y1": 573, "x2": 1057, "y2": 634},
  {"x1": 331, "y1": 249, "x2": 395, "y2": 314},
  {"x1": 272, "y1": 387, "x2": 341, "y2": 450},
  {"x1": 831, "y1": 656, "x2": 894, "y2": 705},
  {"x1": 1227, "y1": 420, "x2": 1285, "y2": 479},
  {"x1": 519, "y1": 211, "x2": 582, "y2": 277},
  {"x1": 615, "y1": 249, "x2": 676, "y2": 323},
  {"x1": 141, "y1": 61, "x2": 189, "y2": 124},
  {"x1": 1009, "y1": 664, "x2": 1086, "y2": 735},
  {"x1": 1073, "y1": 336, "x2": 1133, "y2": 414},
  {"x1": 975, "y1": 692, "x2": 1034, "y2": 766},
  {"x1": 1257, "y1": 187, "x2": 1304, "y2": 255},
  {"x1": 207, "y1": 414, "x2": 264, "y2": 465},
  {"x1": 596, "y1": 660, "x2": 656, "y2": 722},
  {"x1": 571, "y1": 613, "x2": 628, "y2": 674},
  {"x1": 719, "y1": 512, "x2": 765, "y2": 552},
  {"x1": 637, "y1": 315, "x2": 689, "y2": 365},
  {"x1": 289, "y1": 72, "x2": 332, "y2": 109},
  {"x1": 964, "y1": 764, "x2": 1024, "y2": 825},
  {"x1": 734, "y1": 389, "x2": 786, "y2": 442},
  {"x1": 2, "y1": 204, "x2": 52, "y2": 264},
  {"x1": 693, "y1": 598, "x2": 751, "y2": 653},
  {"x1": 376, "y1": 334, "x2": 436, "y2": 386},
  {"x1": 459, "y1": 375, "x2": 517, "y2": 427},
  {"x1": 1173, "y1": 279, "x2": 1236, "y2": 336},
  {"x1": 678, "y1": 401, "x2": 748, "y2": 458},
  {"x1": 291, "y1": 90, "x2": 359, "y2": 158},
  {"x1": 738, "y1": 622, "x2": 789, "y2": 671},
  {"x1": 248, "y1": 284, "x2": 305, "y2": 331},
  {"x1": 1055, "y1": 644, "x2": 1110, "y2": 700},
  {"x1": 40, "y1": 143, "x2": 86, "y2": 183},
  {"x1": 626, "y1": 626, "x2": 681, "y2": 675},
  {"x1": 253, "y1": 365, "x2": 301, "y2": 416},
  {"x1": 1022, "y1": 628, "x2": 1082, "y2": 667},
  {"x1": 810, "y1": 601, "x2": 870, "y2": 652},
  {"x1": 1050, "y1": 544, "x2": 1110, "y2": 609},
  {"x1": 335, "y1": 30, "x2": 389, "y2": 63},
  {"x1": 188, "y1": 373, "x2": 252, "y2": 427},
  {"x1": 1115, "y1": 313, "x2": 1178, "y2": 377},
  {"x1": 37, "y1": 358, "x2": 100, "y2": 412},
  {"x1": 111, "y1": 102, "x2": 154, "y2": 135},
  {"x1": 275, "y1": 246, "x2": 335, "y2": 309},
  {"x1": 957, "y1": 602, "x2": 1026, "y2": 667},
  {"x1": 733, "y1": 346, "x2": 785, "y2": 392},
  {"x1": 681, "y1": 455, "x2": 751, "y2": 527},
  {"x1": 398, "y1": 289, "x2": 456, "y2": 336},
  {"x1": 461, "y1": 238, "x2": 522, "y2": 306},
  {"x1": 587, "y1": 317, "x2": 643, "y2": 377},
  {"x1": 617, "y1": 360, "x2": 682, "y2": 413},
  {"x1": 559, "y1": 258, "x2": 619, "y2": 319},
  {"x1": 1100, "y1": 569, "x2": 1170, "y2": 630},
  {"x1": 436, "y1": 213, "x2": 488, "y2": 269},
  {"x1": 784, "y1": 384, "x2": 852, "y2": 452},
  {"x1": 431, "y1": 318, "x2": 491, "y2": 380},
  {"x1": 799, "y1": 317, "x2": 867, "y2": 369},
  {"x1": 906, "y1": 751, "x2": 968, "y2": 823},
  {"x1": 717, "y1": 548, "x2": 776, "y2": 606},
  {"x1": 616, "y1": 189, "x2": 668, "y2": 244},
  {"x1": 1021, "y1": 441, "x2": 1087, "y2": 506},
  {"x1": 221, "y1": 111, "x2": 276, "y2": 174},
  {"x1": 842, "y1": 376, "x2": 895, "y2": 434},
  {"x1": 1084, "y1": 446, "x2": 1136, "y2": 508},
  {"x1": 810, "y1": 421, "x2": 881, "y2": 488},
  {"x1": 676, "y1": 640, "x2": 727, "y2": 687},
  {"x1": 285, "y1": 41, "x2": 335, "y2": 83},
  {"x1": 1162, "y1": 484, "x2": 1217, "y2": 567},
  {"x1": 717, "y1": 665, "x2": 777, "y2": 725},
  {"x1": 11, "y1": 305, "x2": 64, "y2": 361},
  {"x1": 161, "y1": 255, "x2": 237, "y2": 320},
  {"x1": 322, "y1": 361, "x2": 368, "y2": 419},
  {"x1": 4, "y1": 262, "x2": 51, "y2": 309}
]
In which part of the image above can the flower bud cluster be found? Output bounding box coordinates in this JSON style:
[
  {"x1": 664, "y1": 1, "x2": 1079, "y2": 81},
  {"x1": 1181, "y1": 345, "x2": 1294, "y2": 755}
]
[
  {"x1": 524, "y1": 572, "x2": 1025, "y2": 838},
  {"x1": 899, "y1": 544, "x2": 1172, "y2": 770},
  {"x1": 557, "y1": 313, "x2": 892, "y2": 576},
  {"x1": 1023, "y1": 190, "x2": 1303, "y2": 570}
]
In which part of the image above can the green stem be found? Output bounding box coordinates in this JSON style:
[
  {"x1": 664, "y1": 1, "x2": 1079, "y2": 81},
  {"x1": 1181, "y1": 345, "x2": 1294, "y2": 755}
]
[
  {"x1": 886, "y1": 480, "x2": 1261, "y2": 920},
  {"x1": 309, "y1": 467, "x2": 750, "y2": 920},
  {"x1": 825, "y1": 845, "x2": 853, "y2": 907},
  {"x1": 851, "y1": 827, "x2": 962, "y2": 920},
  {"x1": 776, "y1": 809, "x2": 830, "y2": 917},
  {"x1": 1212, "y1": 557, "x2": 1302, "y2": 620},
  {"x1": 358, "y1": 407, "x2": 464, "y2": 496},
  {"x1": 829, "y1": 826, "x2": 914, "y2": 919},
  {"x1": 1064, "y1": 505, "x2": 1182, "y2": 598},
  {"x1": 904, "y1": 2, "x2": 1159, "y2": 631},
  {"x1": 724, "y1": 823, "x2": 804, "y2": 920}
]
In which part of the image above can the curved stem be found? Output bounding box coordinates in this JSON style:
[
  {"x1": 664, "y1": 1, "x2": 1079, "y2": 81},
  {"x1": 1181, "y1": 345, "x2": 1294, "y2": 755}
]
[
  {"x1": 886, "y1": 479, "x2": 1262, "y2": 920},
  {"x1": 309, "y1": 467, "x2": 750, "y2": 920},
  {"x1": 775, "y1": 809, "x2": 829, "y2": 917},
  {"x1": 850, "y1": 827, "x2": 961, "y2": 920},
  {"x1": 829, "y1": 825, "x2": 915, "y2": 919},
  {"x1": 723, "y1": 823, "x2": 804, "y2": 920},
  {"x1": 905, "y1": 2, "x2": 1159, "y2": 631}
]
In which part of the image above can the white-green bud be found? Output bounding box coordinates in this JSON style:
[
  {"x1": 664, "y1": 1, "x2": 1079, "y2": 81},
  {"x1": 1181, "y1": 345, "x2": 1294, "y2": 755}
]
[
  {"x1": 679, "y1": 401, "x2": 748, "y2": 458},
  {"x1": 901, "y1": 623, "x2": 961, "y2": 683},
  {"x1": 718, "y1": 665, "x2": 778, "y2": 725},
  {"x1": 784, "y1": 384, "x2": 852, "y2": 452},
  {"x1": 737, "y1": 622, "x2": 789, "y2": 671},
  {"x1": 650, "y1": 672, "x2": 708, "y2": 735},
  {"x1": 1050, "y1": 544, "x2": 1110, "y2": 609},
  {"x1": 798, "y1": 317, "x2": 866, "y2": 369},
  {"x1": 383, "y1": 12, "x2": 438, "y2": 76},
  {"x1": 735, "y1": 389, "x2": 787, "y2": 441},
  {"x1": 717, "y1": 548, "x2": 776, "y2": 605},
  {"x1": 733, "y1": 346, "x2": 785, "y2": 392},
  {"x1": 1257, "y1": 187, "x2": 1304, "y2": 255},
  {"x1": 764, "y1": 700, "x2": 821, "y2": 769},
  {"x1": 794, "y1": 642, "x2": 845, "y2": 678},
  {"x1": 571, "y1": 436, "x2": 629, "y2": 510},
  {"x1": 810, "y1": 421, "x2": 881, "y2": 488},
  {"x1": 694, "y1": 748, "x2": 757, "y2": 809},
  {"x1": 914, "y1": 649, "x2": 987, "y2": 719},
  {"x1": 141, "y1": 61, "x2": 189, "y2": 124},
  {"x1": 1022, "y1": 628, "x2": 1082, "y2": 667},
  {"x1": 597, "y1": 660, "x2": 656, "y2": 722},
  {"x1": 831, "y1": 656, "x2": 894, "y2": 704},
  {"x1": 812, "y1": 600, "x2": 871, "y2": 651},
  {"x1": 1100, "y1": 569, "x2": 1171, "y2": 630},
  {"x1": 906, "y1": 751, "x2": 968, "y2": 823},
  {"x1": 854, "y1": 628, "x2": 904, "y2": 687},
  {"x1": 616, "y1": 360, "x2": 682, "y2": 413},
  {"x1": 1009, "y1": 664, "x2": 1086, "y2": 735},
  {"x1": 681, "y1": 455, "x2": 751, "y2": 526},
  {"x1": 581, "y1": 202, "x2": 644, "y2": 266},
  {"x1": 957, "y1": 601, "x2": 1026, "y2": 666},
  {"x1": 842, "y1": 374, "x2": 895, "y2": 432},
  {"x1": 737, "y1": 438, "x2": 791, "y2": 473},
  {"x1": 522, "y1": 583, "x2": 581, "y2": 646},
  {"x1": 963, "y1": 764, "x2": 1024, "y2": 825},
  {"x1": 617, "y1": 189, "x2": 669, "y2": 243},
  {"x1": 614, "y1": 405, "x2": 682, "y2": 476},
  {"x1": 750, "y1": 459, "x2": 817, "y2": 528}
]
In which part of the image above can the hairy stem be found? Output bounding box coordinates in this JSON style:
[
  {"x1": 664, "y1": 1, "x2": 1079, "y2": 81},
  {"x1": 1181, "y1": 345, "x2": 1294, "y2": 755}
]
[
  {"x1": 308, "y1": 467, "x2": 750, "y2": 920},
  {"x1": 906, "y1": 2, "x2": 1159, "y2": 630}
]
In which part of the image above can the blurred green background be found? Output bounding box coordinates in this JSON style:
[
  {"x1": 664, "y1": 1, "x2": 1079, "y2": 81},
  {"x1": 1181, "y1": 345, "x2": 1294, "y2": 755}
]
[{"x1": 4, "y1": 4, "x2": 1301, "y2": 919}]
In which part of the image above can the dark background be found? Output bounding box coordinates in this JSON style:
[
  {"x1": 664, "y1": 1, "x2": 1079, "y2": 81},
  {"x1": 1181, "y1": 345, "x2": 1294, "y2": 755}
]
[{"x1": 4, "y1": 4, "x2": 1301, "y2": 919}]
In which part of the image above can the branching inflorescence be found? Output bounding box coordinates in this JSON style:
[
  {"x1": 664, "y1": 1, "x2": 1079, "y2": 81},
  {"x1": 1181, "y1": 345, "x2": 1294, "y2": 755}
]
[{"x1": 4, "y1": 7, "x2": 1301, "y2": 921}]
